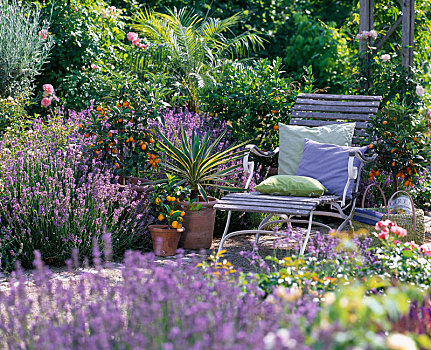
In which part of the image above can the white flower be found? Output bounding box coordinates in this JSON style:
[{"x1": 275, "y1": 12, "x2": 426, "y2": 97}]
[
  {"x1": 386, "y1": 333, "x2": 417, "y2": 350},
  {"x1": 416, "y1": 85, "x2": 425, "y2": 97},
  {"x1": 381, "y1": 54, "x2": 391, "y2": 62},
  {"x1": 369, "y1": 29, "x2": 378, "y2": 39}
]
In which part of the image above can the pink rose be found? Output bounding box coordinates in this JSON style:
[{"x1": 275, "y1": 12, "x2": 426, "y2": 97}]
[
  {"x1": 420, "y1": 243, "x2": 431, "y2": 256},
  {"x1": 381, "y1": 54, "x2": 390, "y2": 62},
  {"x1": 109, "y1": 6, "x2": 117, "y2": 14},
  {"x1": 132, "y1": 38, "x2": 141, "y2": 46},
  {"x1": 38, "y1": 29, "x2": 48, "y2": 40},
  {"x1": 41, "y1": 97, "x2": 51, "y2": 107},
  {"x1": 43, "y1": 84, "x2": 55, "y2": 95},
  {"x1": 390, "y1": 225, "x2": 407, "y2": 237},
  {"x1": 91, "y1": 64, "x2": 99, "y2": 70},
  {"x1": 369, "y1": 30, "x2": 378, "y2": 39},
  {"x1": 378, "y1": 230, "x2": 389, "y2": 240},
  {"x1": 127, "y1": 32, "x2": 138, "y2": 41},
  {"x1": 416, "y1": 85, "x2": 425, "y2": 97}
]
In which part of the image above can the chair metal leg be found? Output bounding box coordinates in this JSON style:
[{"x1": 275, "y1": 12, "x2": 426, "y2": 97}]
[
  {"x1": 217, "y1": 211, "x2": 232, "y2": 257},
  {"x1": 299, "y1": 211, "x2": 314, "y2": 255},
  {"x1": 255, "y1": 214, "x2": 274, "y2": 244}
]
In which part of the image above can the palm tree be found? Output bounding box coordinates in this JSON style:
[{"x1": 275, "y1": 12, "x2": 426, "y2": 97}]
[{"x1": 131, "y1": 7, "x2": 264, "y2": 112}]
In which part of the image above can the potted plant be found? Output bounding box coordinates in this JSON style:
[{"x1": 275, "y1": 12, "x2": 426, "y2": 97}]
[
  {"x1": 156, "y1": 126, "x2": 247, "y2": 249},
  {"x1": 148, "y1": 175, "x2": 190, "y2": 256}
]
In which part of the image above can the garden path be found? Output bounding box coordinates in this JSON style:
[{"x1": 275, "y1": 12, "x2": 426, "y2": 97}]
[{"x1": 1, "y1": 214, "x2": 431, "y2": 290}]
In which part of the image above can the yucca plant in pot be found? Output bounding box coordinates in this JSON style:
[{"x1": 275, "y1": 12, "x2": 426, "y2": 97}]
[{"x1": 156, "y1": 126, "x2": 248, "y2": 249}]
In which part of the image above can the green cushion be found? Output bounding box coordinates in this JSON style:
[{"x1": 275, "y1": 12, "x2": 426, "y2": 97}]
[
  {"x1": 255, "y1": 175, "x2": 326, "y2": 197},
  {"x1": 278, "y1": 122, "x2": 356, "y2": 175}
]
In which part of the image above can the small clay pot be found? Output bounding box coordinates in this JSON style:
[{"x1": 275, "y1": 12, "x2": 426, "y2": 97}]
[
  {"x1": 148, "y1": 225, "x2": 184, "y2": 256},
  {"x1": 178, "y1": 196, "x2": 218, "y2": 249}
]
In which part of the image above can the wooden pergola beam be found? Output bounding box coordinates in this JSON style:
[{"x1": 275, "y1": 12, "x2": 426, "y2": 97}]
[
  {"x1": 374, "y1": 15, "x2": 402, "y2": 52},
  {"x1": 401, "y1": 0, "x2": 415, "y2": 69}
]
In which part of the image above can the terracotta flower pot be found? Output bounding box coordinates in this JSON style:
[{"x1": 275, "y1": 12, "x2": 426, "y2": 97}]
[
  {"x1": 178, "y1": 196, "x2": 218, "y2": 249},
  {"x1": 149, "y1": 225, "x2": 184, "y2": 256}
]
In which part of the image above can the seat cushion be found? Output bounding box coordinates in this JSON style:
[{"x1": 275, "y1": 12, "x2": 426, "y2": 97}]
[
  {"x1": 278, "y1": 122, "x2": 356, "y2": 175},
  {"x1": 255, "y1": 175, "x2": 326, "y2": 197},
  {"x1": 296, "y1": 139, "x2": 368, "y2": 198}
]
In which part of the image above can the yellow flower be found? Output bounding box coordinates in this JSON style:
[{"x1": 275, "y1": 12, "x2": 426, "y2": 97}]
[
  {"x1": 171, "y1": 221, "x2": 179, "y2": 228},
  {"x1": 158, "y1": 214, "x2": 165, "y2": 221}
]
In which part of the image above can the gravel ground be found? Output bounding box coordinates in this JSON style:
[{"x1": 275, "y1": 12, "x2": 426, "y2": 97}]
[{"x1": 1, "y1": 214, "x2": 431, "y2": 290}]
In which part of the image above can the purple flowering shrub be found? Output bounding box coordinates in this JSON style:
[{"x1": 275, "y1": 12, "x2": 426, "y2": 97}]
[
  {"x1": 0, "y1": 248, "x2": 311, "y2": 349},
  {"x1": 0, "y1": 116, "x2": 152, "y2": 272}
]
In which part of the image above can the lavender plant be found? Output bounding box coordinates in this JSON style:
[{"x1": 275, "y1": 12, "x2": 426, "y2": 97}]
[
  {"x1": 0, "y1": 248, "x2": 309, "y2": 349},
  {"x1": 0, "y1": 116, "x2": 152, "y2": 272}
]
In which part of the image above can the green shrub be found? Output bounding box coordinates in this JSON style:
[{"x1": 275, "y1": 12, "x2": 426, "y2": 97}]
[
  {"x1": 0, "y1": 0, "x2": 53, "y2": 97},
  {"x1": 200, "y1": 58, "x2": 311, "y2": 151},
  {"x1": 0, "y1": 96, "x2": 30, "y2": 132},
  {"x1": 29, "y1": 0, "x2": 129, "y2": 109}
]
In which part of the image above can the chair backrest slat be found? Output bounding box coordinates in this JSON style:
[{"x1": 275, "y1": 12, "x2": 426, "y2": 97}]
[{"x1": 291, "y1": 93, "x2": 382, "y2": 145}]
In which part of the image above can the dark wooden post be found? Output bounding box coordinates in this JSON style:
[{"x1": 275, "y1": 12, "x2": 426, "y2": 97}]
[
  {"x1": 401, "y1": 0, "x2": 415, "y2": 70},
  {"x1": 359, "y1": 0, "x2": 374, "y2": 90}
]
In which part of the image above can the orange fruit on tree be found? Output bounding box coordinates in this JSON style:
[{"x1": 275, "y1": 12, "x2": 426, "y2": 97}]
[
  {"x1": 273, "y1": 125, "x2": 279, "y2": 130},
  {"x1": 141, "y1": 144, "x2": 147, "y2": 151},
  {"x1": 115, "y1": 163, "x2": 120, "y2": 169},
  {"x1": 123, "y1": 101, "x2": 130, "y2": 107},
  {"x1": 155, "y1": 158, "x2": 161, "y2": 164},
  {"x1": 368, "y1": 144, "x2": 374, "y2": 149},
  {"x1": 392, "y1": 161, "x2": 395, "y2": 167},
  {"x1": 85, "y1": 133, "x2": 90, "y2": 138},
  {"x1": 158, "y1": 214, "x2": 165, "y2": 221},
  {"x1": 108, "y1": 132, "x2": 112, "y2": 137},
  {"x1": 96, "y1": 106, "x2": 102, "y2": 111},
  {"x1": 382, "y1": 120, "x2": 388, "y2": 125},
  {"x1": 149, "y1": 137, "x2": 154, "y2": 143},
  {"x1": 171, "y1": 221, "x2": 178, "y2": 228}
]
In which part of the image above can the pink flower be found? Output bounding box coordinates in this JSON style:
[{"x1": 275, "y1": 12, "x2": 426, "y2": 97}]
[
  {"x1": 416, "y1": 85, "x2": 425, "y2": 97},
  {"x1": 41, "y1": 97, "x2": 51, "y2": 107},
  {"x1": 420, "y1": 243, "x2": 431, "y2": 257},
  {"x1": 74, "y1": 6, "x2": 78, "y2": 11},
  {"x1": 378, "y1": 230, "x2": 389, "y2": 240},
  {"x1": 91, "y1": 64, "x2": 99, "y2": 70},
  {"x1": 138, "y1": 43, "x2": 147, "y2": 49},
  {"x1": 43, "y1": 84, "x2": 55, "y2": 95},
  {"x1": 369, "y1": 29, "x2": 378, "y2": 39},
  {"x1": 427, "y1": 109, "x2": 431, "y2": 118},
  {"x1": 408, "y1": 241, "x2": 420, "y2": 250},
  {"x1": 127, "y1": 32, "x2": 138, "y2": 41},
  {"x1": 109, "y1": 6, "x2": 117, "y2": 14},
  {"x1": 375, "y1": 219, "x2": 394, "y2": 230},
  {"x1": 132, "y1": 38, "x2": 141, "y2": 46},
  {"x1": 394, "y1": 240, "x2": 401, "y2": 244},
  {"x1": 381, "y1": 54, "x2": 390, "y2": 62},
  {"x1": 38, "y1": 29, "x2": 48, "y2": 40},
  {"x1": 390, "y1": 225, "x2": 407, "y2": 237}
]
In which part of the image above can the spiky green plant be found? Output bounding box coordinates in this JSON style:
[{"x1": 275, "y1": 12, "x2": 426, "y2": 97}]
[
  {"x1": 157, "y1": 126, "x2": 248, "y2": 201},
  {"x1": 131, "y1": 7, "x2": 264, "y2": 112}
]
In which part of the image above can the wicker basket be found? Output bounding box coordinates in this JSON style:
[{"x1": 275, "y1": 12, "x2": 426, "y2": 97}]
[{"x1": 352, "y1": 187, "x2": 425, "y2": 244}]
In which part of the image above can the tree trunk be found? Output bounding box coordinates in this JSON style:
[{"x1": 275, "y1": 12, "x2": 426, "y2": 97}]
[{"x1": 190, "y1": 188, "x2": 199, "y2": 201}]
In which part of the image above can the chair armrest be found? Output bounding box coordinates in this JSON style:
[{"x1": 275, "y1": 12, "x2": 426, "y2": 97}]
[
  {"x1": 350, "y1": 150, "x2": 378, "y2": 164},
  {"x1": 246, "y1": 144, "x2": 279, "y2": 158},
  {"x1": 242, "y1": 145, "x2": 279, "y2": 190}
]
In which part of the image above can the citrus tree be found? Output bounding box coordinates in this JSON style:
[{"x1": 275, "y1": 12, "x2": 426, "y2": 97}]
[{"x1": 368, "y1": 104, "x2": 429, "y2": 191}]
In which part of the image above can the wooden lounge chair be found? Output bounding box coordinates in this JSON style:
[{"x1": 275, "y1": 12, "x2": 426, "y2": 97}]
[{"x1": 214, "y1": 93, "x2": 382, "y2": 256}]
